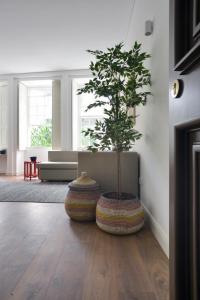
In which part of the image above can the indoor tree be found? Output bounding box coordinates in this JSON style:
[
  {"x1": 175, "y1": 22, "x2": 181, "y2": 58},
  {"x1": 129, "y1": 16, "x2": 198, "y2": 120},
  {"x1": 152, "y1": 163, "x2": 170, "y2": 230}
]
[{"x1": 78, "y1": 42, "x2": 151, "y2": 199}]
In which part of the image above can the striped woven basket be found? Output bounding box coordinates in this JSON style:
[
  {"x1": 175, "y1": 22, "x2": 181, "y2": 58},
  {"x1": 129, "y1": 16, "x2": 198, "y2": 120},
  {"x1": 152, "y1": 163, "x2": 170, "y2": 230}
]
[
  {"x1": 65, "y1": 189, "x2": 100, "y2": 221},
  {"x1": 65, "y1": 172, "x2": 100, "y2": 222},
  {"x1": 96, "y1": 193, "x2": 144, "y2": 235}
]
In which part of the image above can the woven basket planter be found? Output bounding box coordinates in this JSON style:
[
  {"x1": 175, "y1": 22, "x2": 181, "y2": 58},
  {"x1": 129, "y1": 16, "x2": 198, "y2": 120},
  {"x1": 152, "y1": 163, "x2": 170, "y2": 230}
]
[
  {"x1": 65, "y1": 172, "x2": 100, "y2": 222},
  {"x1": 96, "y1": 192, "x2": 144, "y2": 235}
]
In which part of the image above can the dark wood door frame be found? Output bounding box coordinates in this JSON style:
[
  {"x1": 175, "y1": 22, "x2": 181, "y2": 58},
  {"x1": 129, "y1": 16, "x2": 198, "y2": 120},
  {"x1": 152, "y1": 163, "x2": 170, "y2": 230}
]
[
  {"x1": 170, "y1": 121, "x2": 190, "y2": 300},
  {"x1": 191, "y1": 143, "x2": 200, "y2": 299},
  {"x1": 170, "y1": 0, "x2": 200, "y2": 297},
  {"x1": 170, "y1": 120, "x2": 200, "y2": 300}
]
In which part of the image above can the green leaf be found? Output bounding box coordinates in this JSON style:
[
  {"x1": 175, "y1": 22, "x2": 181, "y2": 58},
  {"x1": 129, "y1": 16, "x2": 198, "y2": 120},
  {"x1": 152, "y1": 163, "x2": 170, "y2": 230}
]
[{"x1": 77, "y1": 41, "x2": 151, "y2": 152}]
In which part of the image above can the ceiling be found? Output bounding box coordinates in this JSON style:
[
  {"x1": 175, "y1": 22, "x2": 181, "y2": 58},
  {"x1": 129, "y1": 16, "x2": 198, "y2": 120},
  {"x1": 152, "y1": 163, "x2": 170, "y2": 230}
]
[{"x1": 0, "y1": 0, "x2": 135, "y2": 75}]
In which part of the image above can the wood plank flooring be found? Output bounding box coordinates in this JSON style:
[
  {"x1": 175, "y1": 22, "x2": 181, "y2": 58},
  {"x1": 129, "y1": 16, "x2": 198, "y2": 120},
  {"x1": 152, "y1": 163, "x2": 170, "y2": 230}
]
[{"x1": 0, "y1": 201, "x2": 169, "y2": 300}]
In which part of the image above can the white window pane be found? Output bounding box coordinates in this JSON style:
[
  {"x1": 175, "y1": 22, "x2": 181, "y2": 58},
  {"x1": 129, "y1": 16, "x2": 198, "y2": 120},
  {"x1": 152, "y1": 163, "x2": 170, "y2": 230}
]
[
  {"x1": 73, "y1": 78, "x2": 108, "y2": 150},
  {"x1": 28, "y1": 86, "x2": 52, "y2": 147},
  {"x1": 28, "y1": 87, "x2": 51, "y2": 97}
]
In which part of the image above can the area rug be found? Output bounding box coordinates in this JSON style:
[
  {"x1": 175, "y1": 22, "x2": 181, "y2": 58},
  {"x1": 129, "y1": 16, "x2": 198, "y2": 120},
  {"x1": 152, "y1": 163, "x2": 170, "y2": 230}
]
[{"x1": 0, "y1": 181, "x2": 69, "y2": 203}]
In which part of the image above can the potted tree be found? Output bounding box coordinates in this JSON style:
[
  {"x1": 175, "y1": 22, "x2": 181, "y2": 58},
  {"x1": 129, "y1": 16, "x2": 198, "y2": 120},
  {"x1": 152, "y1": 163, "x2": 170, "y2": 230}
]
[{"x1": 78, "y1": 42, "x2": 151, "y2": 234}]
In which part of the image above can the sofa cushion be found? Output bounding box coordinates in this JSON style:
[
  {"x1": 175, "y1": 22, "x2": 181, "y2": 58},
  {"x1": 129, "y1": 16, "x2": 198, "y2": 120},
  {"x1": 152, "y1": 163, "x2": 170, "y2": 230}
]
[
  {"x1": 48, "y1": 151, "x2": 78, "y2": 162},
  {"x1": 37, "y1": 162, "x2": 78, "y2": 170}
]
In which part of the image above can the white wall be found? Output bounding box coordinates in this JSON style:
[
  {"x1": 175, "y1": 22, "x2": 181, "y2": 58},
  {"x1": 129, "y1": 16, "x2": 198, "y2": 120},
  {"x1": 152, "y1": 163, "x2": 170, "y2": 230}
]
[
  {"x1": 16, "y1": 148, "x2": 50, "y2": 175},
  {"x1": 0, "y1": 83, "x2": 8, "y2": 149},
  {"x1": 18, "y1": 82, "x2": 28, "y2": 151},
  {"x1": 24, "y1": 148, "x2": 49, "y2": 162},
  {"x1": 0, "y1": 82, "x2": 8, "y2": 174},
  {"x1": 52, "y1": 80, "x2": 61, "y2": 150},
  {"x1": 127, "y1": 0, "x2": 169, "y2": 256}
]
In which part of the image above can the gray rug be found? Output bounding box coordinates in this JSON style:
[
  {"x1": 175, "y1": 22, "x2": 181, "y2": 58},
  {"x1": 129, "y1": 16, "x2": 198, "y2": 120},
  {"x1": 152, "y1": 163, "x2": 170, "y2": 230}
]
[{"x1": 0, "y1": 181, "x2": 69, "y2": 203}]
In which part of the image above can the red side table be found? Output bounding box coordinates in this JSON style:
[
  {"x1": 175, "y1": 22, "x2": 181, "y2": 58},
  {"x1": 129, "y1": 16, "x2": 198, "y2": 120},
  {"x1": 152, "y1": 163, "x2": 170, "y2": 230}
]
[{"x1": 24, "y1": 161, "x2": 38, "y2": 181}]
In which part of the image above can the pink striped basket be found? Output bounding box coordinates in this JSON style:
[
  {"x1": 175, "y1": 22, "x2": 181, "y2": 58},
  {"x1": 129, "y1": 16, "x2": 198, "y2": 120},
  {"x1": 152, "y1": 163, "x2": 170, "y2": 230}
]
[
  {"x1": 65, "y1": 172, "x2": 100, "y2": 222},
  {"x1": 96, "y1": 193, "x2": 144, "y2": 235}
]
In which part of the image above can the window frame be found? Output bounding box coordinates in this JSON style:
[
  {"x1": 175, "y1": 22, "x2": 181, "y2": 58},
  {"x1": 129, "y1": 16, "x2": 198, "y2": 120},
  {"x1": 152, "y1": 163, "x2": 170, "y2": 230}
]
[
  {"x1": 72, "y1": 77, "x2": 105, "y2": 150},
  {"x1": 27, "y1": 85, "x2": 53, "y2": 148},
  {"x1": 18, "y1": 80, "x2": 54, "y2": 150}
]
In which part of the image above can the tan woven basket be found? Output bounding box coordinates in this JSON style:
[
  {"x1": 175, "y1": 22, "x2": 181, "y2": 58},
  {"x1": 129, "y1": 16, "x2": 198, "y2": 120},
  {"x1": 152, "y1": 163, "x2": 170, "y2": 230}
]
[
  {"x1": 96, "y1": 193, "x2": 145, "y2": 235},
  {"x1": 65, "y1": 172, "x2": 100, "y2": 221}
]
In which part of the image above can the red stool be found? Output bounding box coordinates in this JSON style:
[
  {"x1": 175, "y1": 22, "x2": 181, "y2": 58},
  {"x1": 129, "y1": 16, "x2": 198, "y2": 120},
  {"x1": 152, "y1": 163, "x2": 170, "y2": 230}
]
[{"x1": 24, "y1": 161, "x2": 38, "y2": 180}]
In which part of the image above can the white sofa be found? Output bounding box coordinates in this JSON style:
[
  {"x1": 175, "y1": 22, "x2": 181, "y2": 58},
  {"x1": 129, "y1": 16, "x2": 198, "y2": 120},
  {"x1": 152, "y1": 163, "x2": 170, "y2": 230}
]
[{"x1": 36, "y1": 151, "x2": 78, "y2": 181}]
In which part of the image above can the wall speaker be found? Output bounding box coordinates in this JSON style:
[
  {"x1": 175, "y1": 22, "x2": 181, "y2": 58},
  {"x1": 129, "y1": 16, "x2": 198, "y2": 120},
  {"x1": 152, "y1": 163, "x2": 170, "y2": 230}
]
[{"x1": 145, "y1": 20, "x2": 153, "y2": 36}]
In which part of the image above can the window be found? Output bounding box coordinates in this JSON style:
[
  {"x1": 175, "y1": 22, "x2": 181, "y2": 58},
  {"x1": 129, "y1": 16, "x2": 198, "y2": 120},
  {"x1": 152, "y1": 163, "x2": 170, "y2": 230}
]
[
  {"x1": 72, "y1": 78, "x2": 105, "y2": 150},
  {"x1": 28, "y1": 86, "x2": 52, "y2": 147},
  {"x1": 19, "y1": 80, "x2": 52, "y2": 149}
]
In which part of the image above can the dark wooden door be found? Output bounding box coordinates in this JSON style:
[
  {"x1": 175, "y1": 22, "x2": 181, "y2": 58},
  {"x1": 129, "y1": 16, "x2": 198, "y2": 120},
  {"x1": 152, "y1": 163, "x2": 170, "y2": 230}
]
[
  {"x1": 188, "y1": 130, "x2": 200, "y2": 299},
  {"x1": 170, "y1": 0, "x2": 200, "y2": 299}
]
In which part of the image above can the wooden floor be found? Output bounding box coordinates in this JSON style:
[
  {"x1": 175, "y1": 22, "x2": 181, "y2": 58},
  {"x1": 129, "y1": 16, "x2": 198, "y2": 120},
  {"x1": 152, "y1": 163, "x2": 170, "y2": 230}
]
[{"x1": 0, "y1": 200, "x2": 169, "y2": 300}]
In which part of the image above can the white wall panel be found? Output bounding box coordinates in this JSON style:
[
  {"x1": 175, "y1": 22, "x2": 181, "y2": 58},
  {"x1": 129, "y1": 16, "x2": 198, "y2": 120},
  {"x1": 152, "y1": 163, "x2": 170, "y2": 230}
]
[
  {"x1": 0, "y1": 84, "x2": 8, "y2": 149},
  {"x1": 127, "y1": 0, "x2": 169, "y2": 256}
]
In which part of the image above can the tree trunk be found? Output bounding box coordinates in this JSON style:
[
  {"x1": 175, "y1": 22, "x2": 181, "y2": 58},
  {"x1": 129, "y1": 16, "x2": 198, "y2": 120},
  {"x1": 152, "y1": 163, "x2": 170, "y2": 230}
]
[{"x1": 116, "y1": 151, "x2": 121, "y2": 200}]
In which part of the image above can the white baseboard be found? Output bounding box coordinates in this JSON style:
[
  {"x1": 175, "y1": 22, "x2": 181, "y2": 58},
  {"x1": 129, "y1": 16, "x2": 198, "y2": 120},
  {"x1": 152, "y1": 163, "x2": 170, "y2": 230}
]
[
  {"x1": 16, "y1": 171, "x2": 24, "y2": 176},
  {"x1": 6, "y1": 172, "x2": 13, "y2": 176},
  {"x1": 142, "y1": 202, "x2": 169, "y2": 258},
  {"x1": 6, "y1": 171, "x2": 23, "y2": 176}
]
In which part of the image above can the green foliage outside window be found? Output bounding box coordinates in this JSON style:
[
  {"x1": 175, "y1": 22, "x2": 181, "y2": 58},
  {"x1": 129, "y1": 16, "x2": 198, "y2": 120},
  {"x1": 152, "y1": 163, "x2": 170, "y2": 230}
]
[{"x1": 31, "y1": 119, "x2": 52, "y2": 147}]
